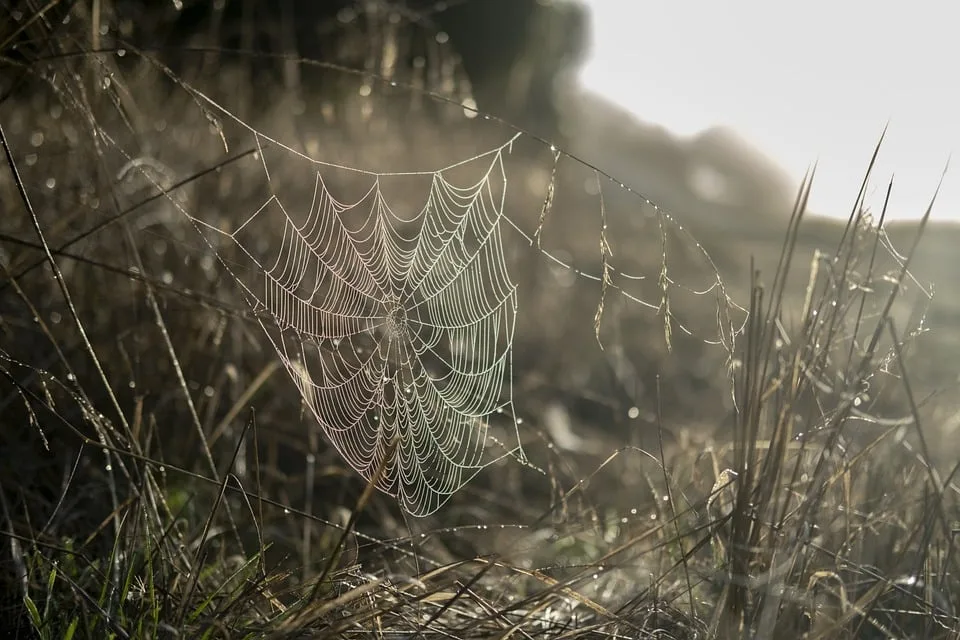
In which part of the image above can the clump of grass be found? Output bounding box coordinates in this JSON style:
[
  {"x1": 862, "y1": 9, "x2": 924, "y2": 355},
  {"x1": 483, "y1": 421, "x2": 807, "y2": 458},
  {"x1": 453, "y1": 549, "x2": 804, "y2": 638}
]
[
  {"x1": 2, "y1": 2, "x2": 959, "y2": 639},
  {"x1": 698, "y1": 151, "x2": 958, "y2": 637}
]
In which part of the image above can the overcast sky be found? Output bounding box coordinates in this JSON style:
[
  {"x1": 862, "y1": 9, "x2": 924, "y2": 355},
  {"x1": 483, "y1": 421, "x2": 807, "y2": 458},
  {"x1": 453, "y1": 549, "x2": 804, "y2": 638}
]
[{"x1": 578, "y1": 0, "x2": 959, "y2": 222}]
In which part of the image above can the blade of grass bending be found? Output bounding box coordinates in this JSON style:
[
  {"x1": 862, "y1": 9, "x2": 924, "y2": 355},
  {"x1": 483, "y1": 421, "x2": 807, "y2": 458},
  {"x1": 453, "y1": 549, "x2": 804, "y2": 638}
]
[
  {"x1": 0, "y1": 121, "x2": 133, "y2": 441},
  {"x1": 835, "y1": 124, "x2": 888, "y2": 254},
  {"x1": 842, "y1": 177, "x2": 894, "y2": 392},
  {"x1": 655, "y1": 375, "x2": 695, "y2": 621},
  {"x1": 0, "y1": 232, "x2": 257, "y2": 322},
  {"x1": 303, "y1": 436, "x2": 401, "y2": 608},
  {"x1": 0, "y1": 148, "x2": 257, "y2": 295},
  {"x1": 886, "y1": 320, "x2": 951, "y2": 542},
  {"x1": 418, "y1": 557, "x2": 498, "y2": 632},
  {"x1": 858, "y1": 162, "x2": 945, "y2": 377},
  {"x1": 176, "y1": 413, "x2": 254, "y2": 629},
  {"x1": 208, "y1": 361, "x2": 281, "y2": 448}
]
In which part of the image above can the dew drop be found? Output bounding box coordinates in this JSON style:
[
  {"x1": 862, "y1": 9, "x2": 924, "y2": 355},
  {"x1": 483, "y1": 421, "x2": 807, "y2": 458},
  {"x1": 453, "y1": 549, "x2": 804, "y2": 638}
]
[
  {"x1": 461, "y1": 97, "x2": 478, "y2": 119},
  {"x1": 627, "y1": 406, "x2": 639, "y2": 419}
]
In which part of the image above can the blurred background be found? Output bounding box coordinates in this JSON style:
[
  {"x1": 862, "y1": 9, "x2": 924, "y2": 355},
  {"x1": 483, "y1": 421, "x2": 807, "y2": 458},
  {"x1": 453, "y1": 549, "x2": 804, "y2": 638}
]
[{"x1": 581, "y1": 0, "x2": 960, "y2": 224}]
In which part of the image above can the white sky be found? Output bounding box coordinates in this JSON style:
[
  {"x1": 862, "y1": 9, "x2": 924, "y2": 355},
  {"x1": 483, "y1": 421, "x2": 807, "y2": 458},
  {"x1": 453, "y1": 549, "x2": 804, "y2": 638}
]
[{"x1": 578, "y1": 0, "x2": 959, "y2": 222}]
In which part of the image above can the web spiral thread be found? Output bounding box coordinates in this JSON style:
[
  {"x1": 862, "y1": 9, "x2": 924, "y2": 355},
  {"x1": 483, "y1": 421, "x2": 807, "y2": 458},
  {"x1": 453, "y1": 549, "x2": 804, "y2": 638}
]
[{"x1": 189, "y1": 137, "x2": 521, "y2": 516}]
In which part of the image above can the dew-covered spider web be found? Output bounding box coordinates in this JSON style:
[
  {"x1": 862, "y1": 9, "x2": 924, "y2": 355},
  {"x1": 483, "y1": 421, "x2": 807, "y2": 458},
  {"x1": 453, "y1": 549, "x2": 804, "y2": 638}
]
[
  {"x1": 170, "y1": 114, "x2": 748, "y2": 515},
  {"x1": 184, "y1": 132, "x2": 523, "y2": 515},
  {"x1": 138, "y1": 52, "x2": 752, "y2": 516}
]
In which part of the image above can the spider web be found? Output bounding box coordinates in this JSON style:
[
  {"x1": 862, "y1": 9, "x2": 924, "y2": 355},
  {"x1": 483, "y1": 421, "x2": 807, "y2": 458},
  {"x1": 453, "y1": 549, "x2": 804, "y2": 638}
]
[
  {"x1": 151, "y1": 48, "x2": 747, "y2": 515},
  {"x1": 184, "y1": 129, "x2": 521, "y2": 515}
]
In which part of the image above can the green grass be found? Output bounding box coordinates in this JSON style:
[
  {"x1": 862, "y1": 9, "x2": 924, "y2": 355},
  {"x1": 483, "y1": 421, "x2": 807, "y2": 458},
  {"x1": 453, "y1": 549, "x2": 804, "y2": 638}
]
[{"x1": 1, "y1": 2, "x2": 958, "y2": 638}]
